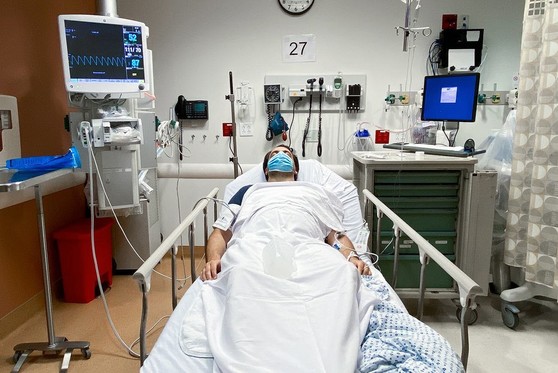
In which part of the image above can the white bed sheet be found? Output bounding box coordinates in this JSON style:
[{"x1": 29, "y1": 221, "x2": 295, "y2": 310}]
[
  {"x1": 141, "y1": 160, "x2": 408, "y2": 372},
  {"x1": 141, "y1": 270, "x2": 405, "y2": 373}
]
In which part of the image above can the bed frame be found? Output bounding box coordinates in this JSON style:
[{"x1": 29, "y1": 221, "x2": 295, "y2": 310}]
[
  {"x1": 362, "y1": 189, "x2": 483, "y2": 370},
  {"x1": 133, "y1": 187, "x2": 482, "y2": 370},
  {"x1": 133, "y1": 188, "x2": 219, "y2": 364}
]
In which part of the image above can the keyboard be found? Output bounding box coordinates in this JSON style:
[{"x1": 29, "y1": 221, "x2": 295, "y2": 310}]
[{"x1": 383, "y1": 143, "x2": 484, "y2": 157}]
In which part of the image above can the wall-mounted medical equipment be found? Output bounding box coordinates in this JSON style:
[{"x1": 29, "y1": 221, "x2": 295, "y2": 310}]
[
  {"x1": 477, "y1": 84, "x2": 510, "y2": 106},
  {"x1": 346, "y1": 84, "x2": 362, "y2": 112},
  {"x1": 264, "y1": 74, "x2": 367, "y2": 112},
  {"x1": 175, "y1": 95, "x2": 209, "y2": 120},
  {"x1": 263, "y1": 84, "x2": 286, "y2": 141},
  {"x1": 264, "y1": 84, "x2": 284, "y2": 105},
  {"x1": 58, "y1": 14, "x2": 151, "y2": 96},
  {"x1": 507, "y1": 89, "x2": 518, "y2": 109},
  {"x1": 236, "y1": 81, "x2": 255, "y2": 137},
  {"x1": 384, "y1": 85, "x2": 417, "y2": 109},
  {"x1": 0, "y1": 95, "x2": 21, "y2": 163},
  {"x1": 438, "y1": 29, "x2": 484, "y2": 72}
]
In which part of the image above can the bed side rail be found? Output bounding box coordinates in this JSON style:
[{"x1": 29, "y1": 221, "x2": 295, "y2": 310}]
[
  {"x1": 362, "y1": 189, "x2": 482, "y2": 370},
  {"x1": 132, "y1": 187, "x2": 219, "y2": 365}
]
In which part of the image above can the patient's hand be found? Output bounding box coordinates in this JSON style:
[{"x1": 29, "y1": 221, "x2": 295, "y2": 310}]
[
  {"x1": 201, "y1": 259, "x2": 221, "y2": 281},
  {"x1": 349, "y1": 256, "x2": 372, "y2": 276}
]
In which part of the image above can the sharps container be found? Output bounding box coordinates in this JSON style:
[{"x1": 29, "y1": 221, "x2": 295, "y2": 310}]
[{"x1": 53, "y1": 218, "x2": 113, "y2": 303}]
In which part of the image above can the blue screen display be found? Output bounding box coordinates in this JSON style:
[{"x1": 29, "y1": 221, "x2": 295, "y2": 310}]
[{"x1": 421, "y1": 73, "x2": 480, "y2": 122}]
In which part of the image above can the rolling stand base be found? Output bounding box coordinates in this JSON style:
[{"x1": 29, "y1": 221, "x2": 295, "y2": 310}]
[{"x1": 12, "y1": 337, "x2": 91, "y2": 373}]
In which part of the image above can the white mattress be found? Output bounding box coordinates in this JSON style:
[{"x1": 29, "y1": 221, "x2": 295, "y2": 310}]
[{"x1": 140, "y1": 271, "x2": 405, "y2": 373}]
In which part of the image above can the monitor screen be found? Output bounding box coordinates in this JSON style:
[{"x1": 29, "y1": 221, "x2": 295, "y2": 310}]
[
  {"x1": 421, "y1": 73, "x2": 480, "y2": 122},
  {"x1": 58, "y1": 15, "x2": 150, "y2": 94}
]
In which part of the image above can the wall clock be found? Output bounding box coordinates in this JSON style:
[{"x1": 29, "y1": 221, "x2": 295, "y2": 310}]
[{"x1": 278, "y1": 0, "x2": 315, "y2": 15}]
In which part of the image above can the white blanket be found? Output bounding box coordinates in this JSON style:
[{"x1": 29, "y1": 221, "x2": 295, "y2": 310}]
[{"x1": 179, "y1": 182, "x2": 380, "y2": 373}]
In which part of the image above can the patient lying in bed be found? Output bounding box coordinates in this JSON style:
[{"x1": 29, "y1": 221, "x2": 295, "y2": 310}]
[
  {"x1": 193, "y1": 145, "x2": 379, "y2": 372},
  {"x1": 141, "y1": 146, "x2": 465, "y2": 373}
]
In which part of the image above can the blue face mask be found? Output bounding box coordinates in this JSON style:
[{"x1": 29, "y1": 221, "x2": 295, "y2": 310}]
[{"x1": 267, "y1": 152, "x2": 294, "y2": 173}]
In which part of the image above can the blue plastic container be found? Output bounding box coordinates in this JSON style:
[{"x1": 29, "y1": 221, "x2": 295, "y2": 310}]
[{"x1": 6, "y1": 147, "x2": 81, "y2": 171}]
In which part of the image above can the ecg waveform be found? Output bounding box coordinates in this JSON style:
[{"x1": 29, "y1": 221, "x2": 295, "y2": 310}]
[{"x1": 69, "y1": 55, "x2": 126, "y2": 67}]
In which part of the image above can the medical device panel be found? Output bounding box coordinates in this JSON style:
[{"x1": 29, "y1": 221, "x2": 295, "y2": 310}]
[
  {"x1": 421, "y1": 73, "x2": 480, "y2": 123},
  {"x1": 58, "y1": 14, "x2": 150, "y2": 95}
]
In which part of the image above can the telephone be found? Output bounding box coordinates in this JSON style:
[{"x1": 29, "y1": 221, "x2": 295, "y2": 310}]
[{"x1": 175, "y1": 95, "x2": 209, "y2": 120}]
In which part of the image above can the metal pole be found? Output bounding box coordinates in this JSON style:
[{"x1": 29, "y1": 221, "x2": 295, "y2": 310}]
[
  {"x1": 402, "y1": 0, "x2": 411, "y2": 51},
  {"x1": 139, "y1": 284, "x2": 148, "y2": 365},
  {"x1": 171, "y1": 245, "x2": 177, "y2": 310},
  {"x1": 96, "y1": 0, "x2": 118, "y2": 17},
  {"x1": 417, "y1": 255, "x2": 429, "y2": 320},
  {"x1": 226, "y1": 71, "x2": 239, "y2": 178},
  {"x1": 189, "y1": 224, "x2": 196, "y2": 283},
  {"x1": 392, "y1": 227, "x2": 401, "y2": 288},
  {"x1": 35, "y1": 185, "x2": 56, "y2": 346}
]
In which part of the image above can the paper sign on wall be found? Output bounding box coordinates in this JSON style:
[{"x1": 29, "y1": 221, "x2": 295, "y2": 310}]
[{"x1": 282, "y1": 34, "x2": 316, "y2": 63}]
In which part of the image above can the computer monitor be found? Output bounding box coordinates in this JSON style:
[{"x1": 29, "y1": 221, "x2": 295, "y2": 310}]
[
  {"x1": 421, "y1": 73, "x2": 480, "y2": 122},
  {"x1": 58, "y1": 14, "x2": 150, "y2": 95}
]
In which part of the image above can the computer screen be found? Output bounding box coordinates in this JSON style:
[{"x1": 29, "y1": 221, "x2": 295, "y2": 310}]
[
  {"x1": 421, "y1": 73, "x2": 480, "y2": 122},
  {"x1": 58, "y1": 15, "x2": 150, "y2": 95}
]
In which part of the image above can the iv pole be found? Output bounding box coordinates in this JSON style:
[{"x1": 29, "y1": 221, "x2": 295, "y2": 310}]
[
  {"x1": 402, "y1": 0, "x2": 411, "y2": 52},
  {"x1": 395, "y1": 0, "x2": 430, "y2": 52},
  {"x1": 225, "y1": 71, "x2": 240, "y2": 178}
]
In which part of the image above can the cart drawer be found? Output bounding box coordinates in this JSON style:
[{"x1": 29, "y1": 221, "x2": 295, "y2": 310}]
[
  {"x1": 374, "y1": 171, "x2": 461, "y2": 184},
  {"x1": 377, "y1": 254, "x2": 456, "y2": 289},
  {"x1": 375, "y1": 209, "x2": 458, "y2": 232},
  {"x1": 378, "y1": 196, "x2": 459, "y2": 209},
  {"x1": 378, "y1": 231, "x2": 456, "y2": 255},
  {"x1": 374, "y1": 184, "x2": 459, "y2": 197}
]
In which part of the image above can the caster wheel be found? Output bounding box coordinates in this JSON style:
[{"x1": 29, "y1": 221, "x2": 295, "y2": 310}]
[
  {"x1": 13, "y1": 351, "x2": 22, "y2": 364},
  {"x1": 502, "y1": 305, "x2": 520, "y2": 329},
  {"x1": 456, "y1": 307, "x2": 479, "y2": 325},
  {"x1": 81, "y1": 348, "x2": 91, "y2": 359}
]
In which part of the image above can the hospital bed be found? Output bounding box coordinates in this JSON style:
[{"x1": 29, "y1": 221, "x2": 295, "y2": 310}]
[{"x1": 133, "y1": 160, "x2": 482, "y2": 372}]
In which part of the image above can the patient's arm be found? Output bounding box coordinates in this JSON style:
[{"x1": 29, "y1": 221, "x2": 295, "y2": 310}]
[
  {"x1": 326, "y1": 231, "x2": 372, "y2": 276},
  {"x1": 201, "y1": 228, "x2": 232, "y2": 281}
]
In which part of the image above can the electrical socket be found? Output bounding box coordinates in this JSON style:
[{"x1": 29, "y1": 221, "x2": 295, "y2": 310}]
[
  {"x1": 459, "y1": 15, "x2": 469, "y2": 29},
  {"x1": 239, "y1": 123, "x2": 253, "y2": 137}
]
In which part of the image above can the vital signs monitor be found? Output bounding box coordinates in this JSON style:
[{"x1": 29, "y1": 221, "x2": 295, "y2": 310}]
[{"x1": 58, "y1": 14, "x2": 150, "y2": 95}]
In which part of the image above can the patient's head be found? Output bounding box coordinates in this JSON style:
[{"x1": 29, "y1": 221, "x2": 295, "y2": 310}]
[{"x1": 263, "y1": 145, "x2": 299, "y2": 182}]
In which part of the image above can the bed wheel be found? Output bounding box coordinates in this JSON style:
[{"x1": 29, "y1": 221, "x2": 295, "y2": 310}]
[
  {"x1": 501, "y1": 303, "x2": 520, "y2": 329},
  {"x1": 455, "y1": 307, "x2": 478, "y2": 325},
  {"x1": 81, "y1": 348, "x2": 91, "y2": 359}
]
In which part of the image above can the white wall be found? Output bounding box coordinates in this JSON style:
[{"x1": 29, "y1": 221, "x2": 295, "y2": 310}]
[{"x1": 117, "y1": 0, "x2": 524, "y2": 242}]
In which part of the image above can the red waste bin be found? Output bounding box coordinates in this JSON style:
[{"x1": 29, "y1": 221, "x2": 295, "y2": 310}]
[{"x1": 53, "y1": 218, "x2": 114, "y2": 303}]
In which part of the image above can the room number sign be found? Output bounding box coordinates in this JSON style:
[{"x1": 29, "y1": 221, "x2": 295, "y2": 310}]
[{"x1": 282, "y1": 34, "x2": 316, "y2": 62}]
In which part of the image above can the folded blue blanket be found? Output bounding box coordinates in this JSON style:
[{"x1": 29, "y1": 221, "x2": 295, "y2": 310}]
[{"x1": 359, "y1": 277, "x2": 465, "y2": 373}]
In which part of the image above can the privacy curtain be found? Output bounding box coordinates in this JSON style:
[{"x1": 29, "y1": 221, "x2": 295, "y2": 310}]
[{"x1": 505, "y1": 0, "x2": 558, "y2": 291}]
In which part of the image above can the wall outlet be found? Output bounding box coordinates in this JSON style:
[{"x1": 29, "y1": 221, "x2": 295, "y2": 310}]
[
  {"x1": 459, "y1": 15, "x2": 469, "y2": 29},
  {"x1": 239, "y1": 123, "x2": 253, "y2": 137}
]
